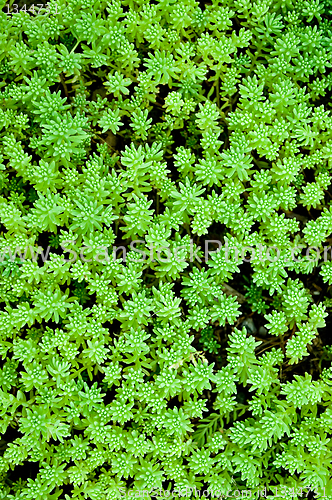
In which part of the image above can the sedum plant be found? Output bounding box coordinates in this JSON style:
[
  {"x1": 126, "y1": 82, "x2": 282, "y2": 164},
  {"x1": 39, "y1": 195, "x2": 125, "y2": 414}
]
[{"x1": 0, "y1": 0, "x2": 332, "y2": 498}]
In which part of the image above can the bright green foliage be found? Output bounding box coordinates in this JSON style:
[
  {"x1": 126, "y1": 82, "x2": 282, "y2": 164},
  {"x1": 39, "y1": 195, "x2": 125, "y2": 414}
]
[{"x1": 0, "y1": 0, "x2": 332, "y2": 498}]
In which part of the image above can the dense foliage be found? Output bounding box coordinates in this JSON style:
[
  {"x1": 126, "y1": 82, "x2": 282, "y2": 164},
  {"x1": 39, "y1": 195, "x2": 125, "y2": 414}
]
[{"x1": 1, "y1": 0, "x2": 332, "y2": 498}]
